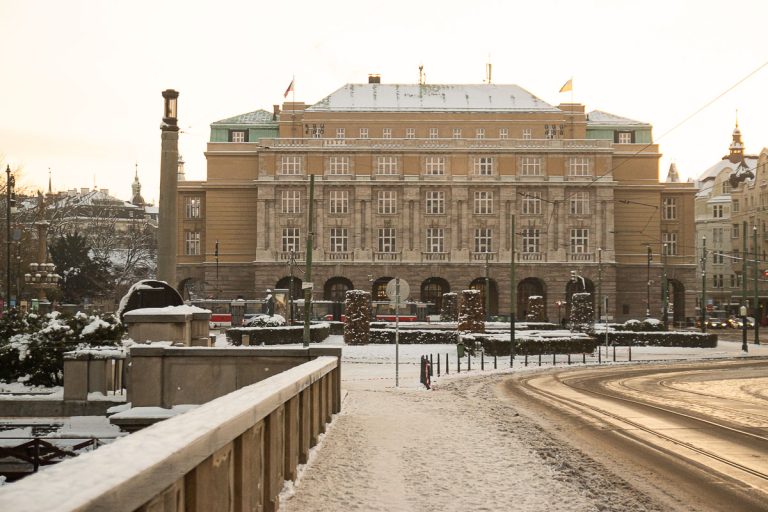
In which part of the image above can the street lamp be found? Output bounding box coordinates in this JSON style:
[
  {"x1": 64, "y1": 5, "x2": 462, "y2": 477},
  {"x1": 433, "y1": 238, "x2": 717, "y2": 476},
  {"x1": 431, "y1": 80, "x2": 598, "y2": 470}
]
[
  {"x1": 24, "y1": 220, "x2": 60, "y2": 302},
  {"x1": 646, "y1": 245, "x2": 652, "y2": 318},
  {"x1": 5, "y1": 165, "x2": 15, "y2": 309}
]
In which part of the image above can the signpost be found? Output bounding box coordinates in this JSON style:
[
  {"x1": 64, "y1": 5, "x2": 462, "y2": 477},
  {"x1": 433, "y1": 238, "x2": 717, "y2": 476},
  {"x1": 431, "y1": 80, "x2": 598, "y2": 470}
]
[{"x1": 386, "y1": 278, "x2": 410, "y2": 387}]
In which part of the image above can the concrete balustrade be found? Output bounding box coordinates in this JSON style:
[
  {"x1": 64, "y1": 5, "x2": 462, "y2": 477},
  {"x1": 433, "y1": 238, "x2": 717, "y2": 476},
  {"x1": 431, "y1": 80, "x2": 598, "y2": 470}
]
[
  {"x1": 0, "y1": 355, "x2": 341, "y2": 512},
  {"x1": 123, "y1": 306, "x2": 212, "y2": 346},
  {"x1": 63, "y1": 349, "x2": 126, "y2": 401}
]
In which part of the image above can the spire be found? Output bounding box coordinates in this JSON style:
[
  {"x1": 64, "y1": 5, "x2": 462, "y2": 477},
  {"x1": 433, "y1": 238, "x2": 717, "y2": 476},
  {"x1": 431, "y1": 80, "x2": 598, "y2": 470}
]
[
  {"x1": 48, "y1": 168, "x2": 52, "y2": 194},
  {"x1": 131, "y1": 162, "x2": 146, "y2": 206},
  {"x1": 666, "y1": 163, "x2": 680, "y2": 183},
  {"x1": 728, "y1": 111, "x2": 744, "y2": 163}
]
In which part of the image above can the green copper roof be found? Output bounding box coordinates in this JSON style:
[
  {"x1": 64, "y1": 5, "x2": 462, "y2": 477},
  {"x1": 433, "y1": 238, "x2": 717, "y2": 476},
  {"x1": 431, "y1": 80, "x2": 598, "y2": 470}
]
[{"x1": 212, "y1": 109, "x2": 277, "y2": 126}]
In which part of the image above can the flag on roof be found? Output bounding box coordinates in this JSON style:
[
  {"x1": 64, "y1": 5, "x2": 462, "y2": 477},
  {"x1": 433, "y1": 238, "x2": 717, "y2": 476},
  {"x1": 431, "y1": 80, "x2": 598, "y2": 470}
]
[
  {"x1": 284, "y1": 78, "x2": 295, "y2": 98},
  {"x1": 559, "y1": 78, "x2": 573, "y2": 93}
]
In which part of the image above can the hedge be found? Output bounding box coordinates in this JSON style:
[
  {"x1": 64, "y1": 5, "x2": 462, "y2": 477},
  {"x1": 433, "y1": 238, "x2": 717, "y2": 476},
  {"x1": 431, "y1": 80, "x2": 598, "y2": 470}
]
[
  {"x1": 227, "y1": 323, "x2": 330, "y2": 345},
  {"x1": 463, "y1": 333, "x2": 599, "y2": 356},
  {"x1": 604, "y1": 331, "x2": 717, "y2": 348},
  {"x1": 370, "y1": 329, "x2": 458, "y2": 345}
]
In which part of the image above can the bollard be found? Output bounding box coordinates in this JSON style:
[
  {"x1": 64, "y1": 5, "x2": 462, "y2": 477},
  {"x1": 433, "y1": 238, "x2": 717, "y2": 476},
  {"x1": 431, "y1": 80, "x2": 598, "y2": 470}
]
[
  {"x1": 525, "y1": 354, "x2": 528, "y2": 367},
  {"x1": 568, "y1": 353, "x2": 571, "y2": 365},
  {"x1": 598, "y1": 347, "x2": 602, "y2": 364},
  {"x1": 552, "y1": 353, "x2": 556, "y2": 366},
  {"x1": 446, "y1": 353, "x2": 449, "y2": 375},
  {"x1": 612, "y1": 345, "x2": 616, "y2": 362},
  {"x1": 538, "y1": 354, "x2": 542, "y2": 367},
  {"x1": 494, "y1": 355, "x2": 497, "y2": 369},
  {"x1": 430, "y1": 354, "x2": 434, "y2": 377},
  {"x1": 467, "y1": 352, "x2": 471, "y2": 371},
  {"x1": 457, "y1": 352, "x2": 461, "y2": 373},
  {"x1": 437, "y1": 354, "x2": 441, "y2": 376},
  {"x1": 582, "y1": 353, "x2": 586, "y2": 364},
  {"x1": 628, "y1": 345, "x2": 632, "y2": 362},
  {"x1": 481, "y1": 350, "x2": 485, "y2": 371}
]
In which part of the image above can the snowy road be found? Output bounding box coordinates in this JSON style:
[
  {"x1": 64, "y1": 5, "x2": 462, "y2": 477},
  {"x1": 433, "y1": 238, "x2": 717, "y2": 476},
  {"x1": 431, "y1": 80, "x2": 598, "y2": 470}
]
[{"x1": 506, "y1": 359, "x2": 768, "y2": 511}]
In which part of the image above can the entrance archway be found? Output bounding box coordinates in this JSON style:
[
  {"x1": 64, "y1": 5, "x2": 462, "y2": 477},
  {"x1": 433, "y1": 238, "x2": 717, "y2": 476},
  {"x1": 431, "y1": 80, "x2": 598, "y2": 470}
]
[
  {"x1": 421, "y1": 277, "x2": 450, "y2": 314},
  {"x1": 668, "y1": 279, "x2": 685, "y2": 327},
  {"x1": 517, "y1": 277, "x2": 546, "y2": 320},
  {"x1": 469, "y1": 277, "x2": 499, "y2": 316},
  {"x1": 324, "y1": 276, "x2": 354, "y2": 302},
  {"x1": 372, "y1": 277, "x2": 393, "y2": 302},
  {"x1": 276, "y1": 276, "x2": 303, "y2": 301}
]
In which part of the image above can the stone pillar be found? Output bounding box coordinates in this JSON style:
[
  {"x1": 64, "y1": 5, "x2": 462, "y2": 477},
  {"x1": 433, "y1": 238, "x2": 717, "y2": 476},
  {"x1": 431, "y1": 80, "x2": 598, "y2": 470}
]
[{"x1": 158, "y1": 89, "x2": 179, "y2": 288}]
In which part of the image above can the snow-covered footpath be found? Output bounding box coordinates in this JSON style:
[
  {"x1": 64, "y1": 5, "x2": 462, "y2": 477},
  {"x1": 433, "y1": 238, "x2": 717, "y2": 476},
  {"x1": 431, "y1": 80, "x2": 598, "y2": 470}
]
[{"x1": 278, "y1": 336, "x2": 768, "y2": 512}]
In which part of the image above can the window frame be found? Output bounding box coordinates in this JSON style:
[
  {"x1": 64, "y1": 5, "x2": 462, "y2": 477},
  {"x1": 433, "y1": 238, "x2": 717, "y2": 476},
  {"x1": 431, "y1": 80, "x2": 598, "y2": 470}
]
[
  {"x1": 280, "y1": 190, "x2": 301, "y2": 214},
  {"x1": 425, "y1": 227, "x2": 445, "y2": 253},
  {"x1": 328, "y1": 190, "x2": 349, "y2": 214},
  {"x1": 570, "y1": 228, "x2": 589, "y2": 253},
  {"x1": 473, "y1": 191, "x2": 493, "y2": 214},
  {"x1": 184, "y1": 231, "x2": 201, "y2": 256},
  {"x1": 377, "y1": 190, "x2": 397, "y2": 214},
  {"x1": 425, "y1": 190, "x2": 445, "y2": 215}
]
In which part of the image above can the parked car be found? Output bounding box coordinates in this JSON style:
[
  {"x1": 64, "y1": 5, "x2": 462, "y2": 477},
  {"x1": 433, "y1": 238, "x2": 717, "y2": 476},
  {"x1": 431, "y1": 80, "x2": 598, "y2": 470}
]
[{"x1": 728, "y1": 316, "x2": 755, "y2": 328}]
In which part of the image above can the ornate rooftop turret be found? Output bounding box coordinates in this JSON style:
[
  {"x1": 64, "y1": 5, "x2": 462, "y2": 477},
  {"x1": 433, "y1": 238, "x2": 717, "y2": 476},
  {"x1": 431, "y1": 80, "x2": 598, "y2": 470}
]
[
  {"x1": 131, "y1": 163, "x2": 146, "y2": 207},
  {"x1": 728, "y1": 117, "x2": 744, "y2": 163},
  {"x1": 666, "y1": 163, "x2": 680, "y2": 183}
]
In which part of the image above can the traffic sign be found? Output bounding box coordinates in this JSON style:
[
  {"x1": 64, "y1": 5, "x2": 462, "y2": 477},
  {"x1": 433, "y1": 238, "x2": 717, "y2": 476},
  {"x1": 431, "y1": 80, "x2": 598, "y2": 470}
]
[
  {"x1": 302, "y1": 282, "x2": 313, "y2": 289},
  {"x1": 386, "y1": 278, "x2": 410, "y2": 304}
]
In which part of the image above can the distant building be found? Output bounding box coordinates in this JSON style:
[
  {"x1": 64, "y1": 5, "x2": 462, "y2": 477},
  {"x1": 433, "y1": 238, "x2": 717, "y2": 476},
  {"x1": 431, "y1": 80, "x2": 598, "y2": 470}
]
[{"x1": 177, "y1": 78, "x2": 697, "y2": 323}]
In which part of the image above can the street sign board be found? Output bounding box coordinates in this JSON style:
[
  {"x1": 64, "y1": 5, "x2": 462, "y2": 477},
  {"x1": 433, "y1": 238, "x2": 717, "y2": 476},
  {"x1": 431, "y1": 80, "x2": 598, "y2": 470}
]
[
  {"x1": 302, "y1": 282, "x2": 313, "y2": 289},
  {"x1": 386, "y1": 278, "x2": 410, "y2": 303}
]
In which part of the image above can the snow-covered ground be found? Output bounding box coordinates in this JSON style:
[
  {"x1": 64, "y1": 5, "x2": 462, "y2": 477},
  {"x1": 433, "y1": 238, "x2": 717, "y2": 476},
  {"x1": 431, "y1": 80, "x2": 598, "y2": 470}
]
[{"x1": 277, "y1": 335, "x2": 768, "y2": 511}]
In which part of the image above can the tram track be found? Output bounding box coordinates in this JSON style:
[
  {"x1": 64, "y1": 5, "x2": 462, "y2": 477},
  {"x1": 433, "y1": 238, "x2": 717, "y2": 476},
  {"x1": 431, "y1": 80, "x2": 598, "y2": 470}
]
[{"x1": 504, "y1": 360, "x2": 768, "y2": 511}]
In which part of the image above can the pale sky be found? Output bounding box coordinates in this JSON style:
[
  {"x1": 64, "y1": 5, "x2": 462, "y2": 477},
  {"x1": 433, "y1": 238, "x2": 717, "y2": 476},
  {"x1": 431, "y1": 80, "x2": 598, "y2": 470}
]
[{"x1": 1, "y1": 0, "x2": 767, "y2": 202}]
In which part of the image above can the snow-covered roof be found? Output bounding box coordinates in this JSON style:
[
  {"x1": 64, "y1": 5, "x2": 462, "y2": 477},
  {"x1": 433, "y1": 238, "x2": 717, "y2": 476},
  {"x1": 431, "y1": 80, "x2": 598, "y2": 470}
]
[
  {"x1": 697, "y1": 156, "x2": 758, "y2": 182},
  {"x1": 50, "y1": 189, "x2": 140, "y2": 210},
  {"x1": 212, "y1": 109, "x2": 277, "y2": 125},
  {"x1": 586, "y1": 110, "x2": 649, "y2": 126},
  {"x1": 306, "y1": 84, "x2": 560, "y2": 113}
]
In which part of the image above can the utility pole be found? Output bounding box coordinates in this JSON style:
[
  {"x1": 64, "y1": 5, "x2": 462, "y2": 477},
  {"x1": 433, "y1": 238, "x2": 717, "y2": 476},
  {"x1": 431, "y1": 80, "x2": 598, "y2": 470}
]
[
  {"x1": 5, "y1": 165, "x2": 13, "y2": 309},
  {"x1": 215, "y1": 240, "x2": 220, "y2": 299},
  {"x1": 754, "y1": 226, "x2": 760, "y2": 345},
  {"x1": 510, "y1": 214, "x2": 516, "y2": 365},
  {"x1": 484, "y1": 252, "x2": 490, "y2": 321},
  {"x1": 646, "y1": 246, "x2": 652, "y2": 318},
  {"x1": 597, "y1": 247, "x2": 602, "y2": 324},
  {"x1": 742, "y1": 221, "x2": 748, "y2": 352},
  {"x1": 662, "y1": 243, "x2": 668, "y2": 328},
  {"x1": 303, "y1": 174, "x2": 315, "y2": 347},
  {"x1": 701, "y1": 236, "x2": 707, "y2": 333},
  {"x1": 289, "y1": 250, "x2": 296, "y2": 325}
]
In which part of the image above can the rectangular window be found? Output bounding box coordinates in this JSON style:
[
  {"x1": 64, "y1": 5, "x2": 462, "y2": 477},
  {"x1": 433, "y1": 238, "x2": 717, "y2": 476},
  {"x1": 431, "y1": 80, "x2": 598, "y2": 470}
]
[
  {"x1": 732, "y1": 199, "x2": 740, "y2": 212},
  {"x1": 383, "y1": 128, "x2": 392, "y2": 139},
  {"x1": 426, "y1": 228, "x2": 444, "y2": 253},
  {"x1": 336, "y1": 128, "x2": 345, "y2": 139},
  {"x1": 520, "y1": 156, "x2": 542, "y2": 176},
  {"x1": 474, "y1": 228, "x2": 492, "y2": 253},
  {"x1": 713, "y1": 274, "x2": 724, "y2": 288},
  {"x1": 282, "y1": 228, "x2": 301, "y2": 253},
  {"x1": 713, "y1": 228, "x2": 723, "y2": 244},
  {"x1": 425, "y1": 190, "x2": 445, "y2": 214},
  {"x1": 359, "y1": 128, "x2": 369, "y2": 139},
  {"x1": 474, "y1": 157, "x2": 494, "y2": 175},
  {"x1": 713, "y1": 205, "x2": 725, "y2": 218},
  {"x1": 475, "y1": 128, "x2": 485, "y2": 139},
  {"x1": 544, "y1": 125, "x2": 557, "y2": 140},
  {"x1": 230, "y1": 130, "x2": 247, "y2": 143},
  {"x1": 499, "y1": 128, "x2": 509, "y2": 139},
  {"x1": 713, "y1": 251, "x2": 724, "y2": 264},
  {"x1": 378, "y1": 191, "x2": 397, "y2": 214},
  {"x1": 452, "y1": 128, "x2": 462, "y2": 139},
  {"x1": 570, "y1": 228, "x2": 589, "y2": 253},
  {"x1": 617, "y1": 131, "x2": 632, "y2": 144},
  {"x1": 184, "y1": 231, "x2": 201, "y2": 256},
  {"x1": 569, "y1": 191, "x2": 589, "y2": 215},
  {"x1": 406, "y1": 128, "x2": 416, "y2": 139},
  {"x1": 429, "y1": 128, "x2": 439, "y2": 139},
  {"x1": 281, "y1": 190, "x2": 301, "y2": 214},
  {"x1": 732, "y1": 223, "x2": 739, "y2": 238},
  {"x1": 474, "y1": 191, "x2": 493, "y2": 214},
  {"x1": 329, "y1": 228, "x2": 348, "y2": 253},
  {"x1": 280, "y1": 156, "x2": 302, "y2": 175},
  {"x1": 425, "y1": 156, "x2": 445, "y2": 175},
  {"x1": 521, "y1": 192, "x2": 542, "y2": 215},
  {"x1": 662, "y1": 232, "x2": 677, "y2": 255},
  {"x1": 185, "y1": 196, "x2": 202, "y2": 219},
  {"x1": 522, "y1": 128, "x2": 532, "y2": 140},
  {"x1": 328, "y1": 156, "x2": 350, "y2": 175},
  {"x1": 522, "y1": 228, "x2": 540, "y2": 253},
  {"x1": 376, "y1": 156, "x2": 398, "y2": 175},
  {"x1": 662, "y1": 197, "x2": 677, "y2": 220},
  {"x1": 568, "y1": 157, "x2": 592, "y2": 176},
  {"x1": 378, "y1": 228, "x2": 396, "y2": 253},
  {"x1": 329, "y1": 190, "x2": 349, "y2": 214},
  {"x1": 730, "y1": 274, "x2": 741, "y2": 288},
  {"x1": 722, "y1": 180, "x2": 731, "y2": 194}
]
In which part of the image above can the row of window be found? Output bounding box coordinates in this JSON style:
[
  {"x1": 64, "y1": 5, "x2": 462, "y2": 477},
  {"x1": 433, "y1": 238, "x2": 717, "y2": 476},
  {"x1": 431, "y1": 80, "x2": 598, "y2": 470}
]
[
  {"x1": 183, "y1": 228, "x2": 591, "y2": 256},
  {"x1": 709, "y1": 274, "x2": 743, "y2": 288},
  {"x1": 279, "y1": 190, "x2": 592, "y2": 216},
  {"x1": 278, "y1": 155, "x2": 594, "y2": 177},
  {"x1": 305, "y1": 126, "x2": 564, "y2": 141}
]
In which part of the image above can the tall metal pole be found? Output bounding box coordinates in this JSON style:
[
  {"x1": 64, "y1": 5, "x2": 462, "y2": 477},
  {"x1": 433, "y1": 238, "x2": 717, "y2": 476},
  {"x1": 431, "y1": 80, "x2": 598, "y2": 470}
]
[
  {"x1": 303, "y1": 174, "x2": 315, "y2": 347},
  {"x1": 395, "y1": 277, "x2": 400, "y2": 387},
  {"x1": 215, "y1": 239, "x2": 220, "y2": 299},
  {"x1": 742, "y1": 221, "x2": 748, "y2": 352},
  {"x1": 5, "y1": 165, "x2": 12, "y2": 309},
  {"x1": 754, "y1": 226, "x2": 760, "y2": 345},
  {"x1": 510, "y1": 214, "x2": 516, "y2": 365},
  {"x1": 597, "y1": 247, "x2": 602, "y2": 323},
  {"x1": 289, "y1": 250, "x2": 295, "y2": 325},
  {"x1": 701, "y1": 236, "x2": 707, "y2": 333},
  {"x1": 484, "y1": 252, "x2": 490, "y2": 321},
  {"x1": 662, "y1": 243, "x2": 668, "y2": 328},
  {"x1": 646, "y1": 246, "x2": 652, "y2": 318}
]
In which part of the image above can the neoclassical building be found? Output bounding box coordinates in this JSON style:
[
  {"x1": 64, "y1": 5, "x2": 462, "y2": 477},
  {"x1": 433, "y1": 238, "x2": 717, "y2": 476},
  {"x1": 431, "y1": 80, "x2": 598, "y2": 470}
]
[{"x1": 176, "y1": 78, "x2": 697, "y2": 323}]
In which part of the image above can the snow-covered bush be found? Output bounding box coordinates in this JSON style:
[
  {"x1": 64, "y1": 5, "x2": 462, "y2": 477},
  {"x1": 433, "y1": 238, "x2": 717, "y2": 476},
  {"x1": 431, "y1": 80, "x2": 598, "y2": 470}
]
[
  {"x1": 226, "y1": 323, "x2": 329, "y2": 345},
  {"x1": 344, "y1": 289, "x2": 371, "y2": 345},
  {"x1": 440, "y1": 292, "x2": 458, "y2": 322},
  {"x1": 243, "y1": 314, "x2": 286, "y2": 327},
  {"x1": 0, "y1": 309, "x2": 123, "y2": 386},
  {"x1": 618, "y1": 318, "x2": 666, "y2": 332},
  {"x1": 458, "y1": 289, "x2": 484, "y2": 333},
  {"x1": 527, "y1": 295, "x2": 545, "y2": 321},
  {"x1": 570, "y1": 293, "x2": 593, "y2": 332}
]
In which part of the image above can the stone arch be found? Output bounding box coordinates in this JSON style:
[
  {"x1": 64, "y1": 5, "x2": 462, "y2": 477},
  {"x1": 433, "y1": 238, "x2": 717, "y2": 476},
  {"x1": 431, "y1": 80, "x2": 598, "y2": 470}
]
[
  {"x1": 324, "y1": 276, "x2": 354, "y2": 302},
  {"x1": 421, "y1": 277, "x2": 450, "y2": 314},
  {"x1": 517, "y1": 277, "x2": 546, "y2": 320},
  {"x1": 275, "y1": 276, "x2": 303, "y2": 301},
  {"x1": 372, "y1": 276, "x2": 393, "y2": 302},
  {"x1": 178, "y1": 277, "x2": 205, "y2": 300},
  {"x1": 469, "y1": 277, "x2": 499, "y2": 316}
]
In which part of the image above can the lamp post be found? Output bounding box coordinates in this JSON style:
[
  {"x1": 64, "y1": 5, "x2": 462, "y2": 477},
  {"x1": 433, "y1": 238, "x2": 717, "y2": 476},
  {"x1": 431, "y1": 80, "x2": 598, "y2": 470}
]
[
  {"x1": 646, "y1": 245, "x2": 652, "y2": 318},
  {"x1": 214, "y1": 239, "x2": 220, "y2": 299},
  {"x1": 597, "y1": 247, "x2": 602, "y2": 323},
  {"x1": 753, "y1": 226, "x2": 759, "y2": 345},
  {"x1": 5, "y1": 165, "x2": 14, "y2": 309},
  {"x1": 742, "y1": 221, "x2": 748, "y2": 353},
  {"x1": 700, "y1": 236, "x2": 707, "y2": 333},
  {"x1": 158, "y1": 89, "x2": 180, "y2": 288},
  {"x1": 24, "y1": 220, "x2": 60, "y2": 302},
  {"x1": 484, "y1": 252, "x2": 490, "y2": 321},
  {"x1": 662, "y1": 243, "x2": 668, "y2": 329}
]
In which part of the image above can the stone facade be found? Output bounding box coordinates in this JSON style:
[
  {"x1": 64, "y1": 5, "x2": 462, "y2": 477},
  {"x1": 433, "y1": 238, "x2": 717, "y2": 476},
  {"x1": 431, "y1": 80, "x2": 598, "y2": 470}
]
[{"x1": 176, "y1": 79, "x2": 697, "y2": 324}]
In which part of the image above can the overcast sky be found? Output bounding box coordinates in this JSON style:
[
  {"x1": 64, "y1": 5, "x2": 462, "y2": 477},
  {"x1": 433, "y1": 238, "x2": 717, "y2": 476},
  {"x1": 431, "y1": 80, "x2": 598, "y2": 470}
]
[{"x1": 1, "y1": 0, "x2": 767, "y2": 202}]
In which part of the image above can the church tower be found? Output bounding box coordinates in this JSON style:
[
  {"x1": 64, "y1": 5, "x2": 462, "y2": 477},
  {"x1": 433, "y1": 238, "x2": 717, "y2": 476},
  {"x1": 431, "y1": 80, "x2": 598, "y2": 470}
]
[{"x1": 131, "y1": 163, "x2": 146, "y2": 206}]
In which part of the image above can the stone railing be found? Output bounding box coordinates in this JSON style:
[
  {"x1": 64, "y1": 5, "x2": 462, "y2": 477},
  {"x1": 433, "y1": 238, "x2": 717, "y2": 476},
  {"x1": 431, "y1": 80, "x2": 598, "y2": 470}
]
[
  {"x1": 257, "y1": 138, "x2": 612, "y2": 151},
  {"x1": 470, "y1": 252, "x2": 496, "y2": 262},
  {"x1": 63, "y1": 349, "x2": 126, "y2": 401},
  {"x1": 517, "y1": 252, "x2": 546, "y2": 262},
  {"x1": 0, "y1": 355, "x2": 341, "y2": 512},
  {"x1": 567, "y1": 252, "x2": 594, "y2": 261},
  {"x1": 423, "y1": 252, "x2": 449, "y2": 262}
]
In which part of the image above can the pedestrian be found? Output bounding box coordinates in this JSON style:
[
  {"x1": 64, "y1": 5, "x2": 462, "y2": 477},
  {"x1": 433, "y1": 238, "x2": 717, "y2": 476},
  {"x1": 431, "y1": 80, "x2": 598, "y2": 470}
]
[{"x1": 264, "y1": 289, "x2": 275, "y2": 316}]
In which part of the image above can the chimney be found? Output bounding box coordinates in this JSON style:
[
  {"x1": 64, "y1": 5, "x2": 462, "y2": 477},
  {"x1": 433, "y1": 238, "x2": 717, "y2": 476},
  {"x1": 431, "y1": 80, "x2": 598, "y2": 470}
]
[
  {"x1": 273, "y1": 104, "x2": 280, "y2": 121},
  {"x1": 368, "y1": 74, "x2": 381, "y2": 84}
]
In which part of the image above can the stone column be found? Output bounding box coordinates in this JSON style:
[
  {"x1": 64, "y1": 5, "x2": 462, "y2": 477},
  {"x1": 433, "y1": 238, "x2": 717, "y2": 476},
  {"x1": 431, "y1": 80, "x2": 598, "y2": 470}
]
[{"x1": 158, "y1": 90, "x2": 179, "y2": 288}]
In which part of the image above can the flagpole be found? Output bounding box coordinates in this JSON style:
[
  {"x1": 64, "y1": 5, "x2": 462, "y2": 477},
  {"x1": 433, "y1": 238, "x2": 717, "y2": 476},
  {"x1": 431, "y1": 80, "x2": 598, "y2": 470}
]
[{"x1": 291, "y1": 74, "x2": 296, "y2": 139}]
